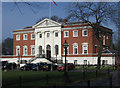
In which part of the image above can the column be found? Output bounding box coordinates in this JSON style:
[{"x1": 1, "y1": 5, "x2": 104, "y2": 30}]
[{"x1": 35, "y1": 32, "x2": 38, "y2": 56}]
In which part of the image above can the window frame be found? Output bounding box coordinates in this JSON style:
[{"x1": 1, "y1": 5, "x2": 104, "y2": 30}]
[
  {"x1": 16, "y1": 46, "x2": 20, "y2": 56},
  {"x1": 31, "y1": 45, "x2": 35, "y2": 55},
  {"x1": 23, "y1": 45, "x2": 28, "y2": 55},
  {"x1": 84, "y1": 60, "x2": 87, "y2": 65},
  {"x1": 23, "y1": 34, "x2": 28, "y2": 40},
  {"x1": 16, "y1": 35, "x2": 20, "y2": 41},
  {"x1": 73, "y1": 43, "x2": 78, "y2": 54},
  {"x1": 31, "y1": 34, "x2": 35, "y2": 40},
  {"x1": 47, "y1": 32, "x2": 50, "y2": 37},
  {"x1": 64, "y1": 31, "x2": 69, "y2": 37},
  {"x1": 39, "y1": 33, "x2": 42, "y2": 38},
  {"x1": 55, "y1": 32, "x2": 58, "y2": 37},
  {"x1": 73, "y1": 30, "x2": 78, "y2": 37},
  {"x1": 82, "y1": 30, "x2": 88, "y2": 36},
  {"x1": 82, "y1": 43, "x2": 88, "y2": 54}
]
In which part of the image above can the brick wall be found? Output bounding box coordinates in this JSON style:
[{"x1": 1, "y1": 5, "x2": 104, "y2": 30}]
[{"x1": 13, "y1": 31, "x2": 35, "y2": 56}]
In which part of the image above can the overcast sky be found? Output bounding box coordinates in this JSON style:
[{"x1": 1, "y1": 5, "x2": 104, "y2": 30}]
[{"x1": 2, "y1": 2, "x2": 118, "y2": 42}]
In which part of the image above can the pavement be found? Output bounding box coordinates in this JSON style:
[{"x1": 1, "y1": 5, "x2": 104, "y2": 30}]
[{"x1": 66, "y1": 71, "x2": 120, "y2": 88}]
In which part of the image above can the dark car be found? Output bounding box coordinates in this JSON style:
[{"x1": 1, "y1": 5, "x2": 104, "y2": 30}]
[
  {"x1": 3, "y1": 63, "x2": 17, "y2": 70},
  {"x1": 52, "y1": 64, "x2": 58, "y2": 70},
  {"x1": 32, "y1": 64, "x2": 39, "y2": 71},
  {"x1": 21, "y1": 63, "x2": 33, "y2": 71},
  {"x1": 57, "y1": 63, "x2": 75, "y2": 71},
  {"x1": 32, "y1": 63, "x2": 45, "y2": 71}
]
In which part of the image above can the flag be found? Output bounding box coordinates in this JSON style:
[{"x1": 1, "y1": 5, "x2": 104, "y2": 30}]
[{"x1": 52, "y1": 0, "x2": 57, "y2": 6}]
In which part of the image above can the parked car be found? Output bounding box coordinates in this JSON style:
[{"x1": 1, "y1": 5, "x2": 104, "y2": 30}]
[
  {"x1": 20, "y1": 63, "x2": 33, "y2": 71},
  {"x1": 32, "y1": 63, "x2": 46, "y2": 71},
  {"x1": 3, "y1": 63, "x2": 17, "y2": 70},
  {"x1": 52, "y1": 64, "x2": 58, "y2": 70},
  {"x1": 57, "y1": 63, "x2": 75, "y2": 71}
]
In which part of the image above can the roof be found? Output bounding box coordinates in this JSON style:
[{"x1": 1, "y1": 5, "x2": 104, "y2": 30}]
[{"x1": 13, "y1": 18, "x2": 113, "y2": 34}]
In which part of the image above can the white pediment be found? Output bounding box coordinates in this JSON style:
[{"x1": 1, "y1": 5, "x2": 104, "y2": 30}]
[{"x1": 33, "y1": 18, "x2": 61, "y2": 28}]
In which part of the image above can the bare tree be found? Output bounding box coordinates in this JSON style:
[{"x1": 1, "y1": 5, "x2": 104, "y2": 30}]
[{"x1": 67, "y1": 2, "x2": 118, "y2": 73}]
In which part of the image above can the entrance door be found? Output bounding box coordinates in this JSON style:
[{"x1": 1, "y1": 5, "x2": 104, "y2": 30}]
[{"x1": 46, "y1": 45, "x2": 51, "y2": 58}]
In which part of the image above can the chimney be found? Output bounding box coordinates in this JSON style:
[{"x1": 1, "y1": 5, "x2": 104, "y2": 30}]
[{"x1": 64, "y1": 19, "x2": 67, "y2": 23}]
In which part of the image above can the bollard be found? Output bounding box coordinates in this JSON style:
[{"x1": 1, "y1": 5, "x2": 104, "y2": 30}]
[
  {"x1": 108, "y1": 68, "x2": 110, "y2": 74},
  {"x1": 110, "y1": 75, "x2": 112, "y2": 88},
  {"x1": 19, "y1": 76, "x2": 22, "y2": 88},
  {"x1": 46, "y1": 75, "x2": 49, "y2": 85},
  {"x1": 87, "y1": 80, "x2": 90, "y2": 88}
]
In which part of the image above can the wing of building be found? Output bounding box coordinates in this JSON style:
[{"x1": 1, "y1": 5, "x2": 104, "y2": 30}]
[{"x1": 1, "y1": 18, "x2": 116, "y2": 65}]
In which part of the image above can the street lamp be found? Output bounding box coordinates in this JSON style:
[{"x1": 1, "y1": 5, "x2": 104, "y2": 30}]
[
  {"x1": 18, "y1": 52, "x2": 20, "y2": 70},
  {"x1": 63, "y1": 40, "x2": 69, "y2": 76}
]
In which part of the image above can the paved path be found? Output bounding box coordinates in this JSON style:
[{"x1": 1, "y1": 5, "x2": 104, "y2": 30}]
[{"x1": 67, "y1": 71, "x2": 120, "y2": 88}]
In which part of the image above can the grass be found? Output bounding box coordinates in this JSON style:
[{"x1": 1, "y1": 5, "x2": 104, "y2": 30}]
[
  {"x1": 2, "y1": 70, "x2": 109, "y2": 88},
  {"x1": 75, "y1": 65, "x2": 115, "y2": 71}
]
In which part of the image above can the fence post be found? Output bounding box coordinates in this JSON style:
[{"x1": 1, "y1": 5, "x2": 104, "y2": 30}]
[
  {"x1": 108, "y1": 68, "x2": 110, "y2": 74},
  {"x1": 87, "y1": 80, "x2": 90, "y2": 88},
  {"x1": 110, "y1": 75, "x2": 112, "y2": 88},
  {"x1": 96, "y1": 70, "x2": 98, "y2": 77},
  {"x1": 83, "y1": 70, "x2": 85, "y2": 80},
  {"x1": 19, "y1": 76, "x2": 22, "y2": 88},
  {"x1": 46, "y1": 74, "x2": 49, "y2": 85}
]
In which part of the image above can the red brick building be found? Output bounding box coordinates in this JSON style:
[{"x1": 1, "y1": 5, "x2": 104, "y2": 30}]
[{"x1": 1, "y1": 18, "x2": 116, "y2": 65}]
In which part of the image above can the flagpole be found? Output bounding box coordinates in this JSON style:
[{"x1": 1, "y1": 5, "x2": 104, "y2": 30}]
[{"x1": 49, "y1": 1, "x2": 51, "y2": 19}]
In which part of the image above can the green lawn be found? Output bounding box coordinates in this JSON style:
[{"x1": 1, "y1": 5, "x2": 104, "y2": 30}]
[
  {"x1": 2, "y1": 70, "x2": 109, "y2": 88},
  {"x1": 75, "y1": 65, "x2": 115, "y2": 71}
]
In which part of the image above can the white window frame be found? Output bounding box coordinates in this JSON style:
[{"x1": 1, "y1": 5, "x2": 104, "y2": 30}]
[
  {"x1": 16, "y1": 46, "x2": 20, "y2": 56},
  {"x1": 39, "y1": 33, "x2": 42, "y2": 38},
  {"x1": 64, "y1": 31, "x2": 69, "y2": 37},
  {"x1": 82, "y1": 30, "x2": 88, "y2": 36},
  {"x1": 73, "y1": 30, "x2": 78, "y2": 37},
  {"x1": 16, "y1": 35, "x2": 20, "y2": 40},
  {"x1": 47, "y1": 32, "x2": 50, "y2": 37},
  {"x1": 23, "y1": 45, "x2": 28, "y2": 55},
  {"x1": 31, "y1": 34, "x2": 35, "y2": 40},
  {"x1": 55, "y1": 32, "x2": 58, "y2": 37},
  {"x1": 64, "y1": 47, "x2": 69, "y2": 54},
  {"x1": 31, "y1": 45, "x2": 35, "y2": 55},
  {"x1": 23, "y1": 34, "x2": 28, "y2": 40},
  {"x1": 82, "y1": 43, "x2": 88, "y2": 54},
  {"x1": 73, "y1": 43, "x2": 78, "y2": 54},
  {"x1": 84, "y1": 60, "x2": 87, "y2": 65}
]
